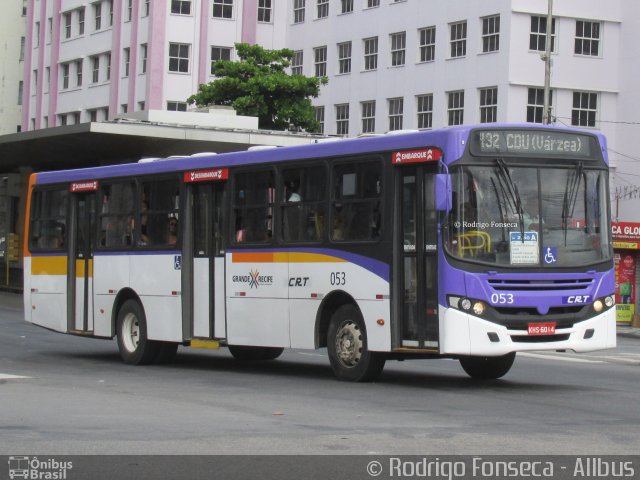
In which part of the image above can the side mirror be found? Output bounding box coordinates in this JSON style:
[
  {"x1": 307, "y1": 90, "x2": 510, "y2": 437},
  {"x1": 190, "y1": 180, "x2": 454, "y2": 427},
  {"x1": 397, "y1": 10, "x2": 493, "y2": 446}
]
[{"x1": 435, "y1": 174, "x2": 452, "y2": 212}]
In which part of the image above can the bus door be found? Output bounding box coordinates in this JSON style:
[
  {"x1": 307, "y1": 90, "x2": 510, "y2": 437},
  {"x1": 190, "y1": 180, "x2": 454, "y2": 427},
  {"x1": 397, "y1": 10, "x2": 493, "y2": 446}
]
[
  {"x1": 182, "y1": 169, "x2": 227, "y2": 341},
  {"x1": 68, "y1": 182, "x2": 98, "y2": 333},
  {"x1": 393, "y1": 149, "x2": 441, "y2": 350}
]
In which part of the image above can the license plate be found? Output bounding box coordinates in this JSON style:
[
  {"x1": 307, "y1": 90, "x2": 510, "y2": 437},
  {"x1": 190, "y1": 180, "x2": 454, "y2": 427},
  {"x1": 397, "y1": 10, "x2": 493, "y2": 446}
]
[{"x1": 528, "y1": 323, "x2": 556, "y2": 335}]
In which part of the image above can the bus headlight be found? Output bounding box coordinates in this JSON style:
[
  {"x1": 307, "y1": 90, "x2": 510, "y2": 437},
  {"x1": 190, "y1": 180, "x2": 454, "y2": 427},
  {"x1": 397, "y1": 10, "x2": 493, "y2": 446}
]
[
  {"x1": 460, "y1": 298, "x2": 472, "y2": 311},
  {"x1": 448, "y1": 296, "x2": 487, "y2": 317},
  {"x1": 604, "y1": 295, "x2": 614, "y2": 308},
  {"x1": 472, "y1": 301, "x2": 486, "y2": 316},
  {"x1": 593, "y1": 300, "x2": 603, "y2": 313}
]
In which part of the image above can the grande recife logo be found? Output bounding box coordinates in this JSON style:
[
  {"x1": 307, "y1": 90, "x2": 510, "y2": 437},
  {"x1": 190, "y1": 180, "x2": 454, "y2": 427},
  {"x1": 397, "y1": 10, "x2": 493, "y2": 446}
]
[{"x1": 183, "y1": 168, "x2": 229, "y2": 183}]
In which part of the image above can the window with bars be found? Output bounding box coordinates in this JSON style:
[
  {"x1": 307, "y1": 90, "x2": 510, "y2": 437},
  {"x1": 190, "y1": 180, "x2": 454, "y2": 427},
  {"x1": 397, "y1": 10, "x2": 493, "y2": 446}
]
[
  {"x1": 390, "y1": 32, "x2": 406, "y2": 67},
  {"x1": 79, "y1": 9, "x2": 85, "y2": 35},
  {"x1": 315, "y1": 106, "x2": 325, "y2": 134},
  {"x1": 167, "y1": 101, "x2": 188, "y2": 112},
  {"x1": 447, "y1": 91, "x2": 464, "y2": 126},
  {"x1": 575, "y1": 20, "x2": 600, "y2": 56},
  {"x1": 418, "y1": 26, "x2": 435, "y2": 62},
  {"x1": 64, "y1": 12, "x2": 72, "y2": 39},
  {"x1": 341, "y1": 0, "x2": 353, "y2": 14},
  {"x1": 572, "y1": 91, "x2": 597, "y2": 127},
  {"x1": 416, "y1": 94, "x2": 433, "y2": 129},
  {"x1": 75, "y1": 60, "x2": 83, "y2": 86},
  {"x1": 213, "y1": 0, "x2": 233, "y2": 19},
  {"x1": 211, "y1": 46, "x2": 232, "y2": 74},
  {"x1": 482, "y1": 15, "x2": 500, "y2": 53},
  {"x1": 336, "y1": 104, "x2": 349, "y2": 136},
  {"x1": 293, "y1": 0, "x2": 305, "y2": 23},
  {"x1": 62, "y1": 63, "x2": 70, "y2": 89},
  {"x1": 171, "y1": 0, "x2": 191, "y2": 15},
  {"x1": 91, "y1": 55, "x2": 100, "y2": 83},
  {"x1": 317, "y1": 0, "x2": 328, "y2": 19},
  {"x1": 479, "y1": 87, "x2": 498, "y2": 123},
  {"x1": 140, "y1": 44, "x2": 148, "y2": 73},
  {"x1": 388, "y1": 97, "x2": 403, "y2": 131},
  {"x1": 526, "y1": 87, "x2": 553, "y2": 123},
  {"x1": 169, "y1": 43, "x2": 190, "y2": 73},
  {"x1": 363, "y1": 37, "x2": 378, "y2": 71},
  {"x1": 291, "y1": 50, "x2": 303, "y2": 75},
  {"x1": 123, "y1": 48, "x2": 130, "y2": 77},
  {"x1": 338, "y1": 42, "x2": 352, "y2": 74},
  {"x1": 93, "y1": 3, "x2": 102, "y2": 30},
  {"x1": 314, "y1": 46, "x2": 327, "y2": 77},
  {"x1": 361, "y1": 101, "x2": 376, "y2": 134},
  {"x1": 450, "y1": 21, "x2": 467, "y2": 58},
  {"x1": 366, "y1": 0, "x2": 379, "y2": 7},
  {"x1": 258, "y1": 0, "x2": 272, "y2": 22},
  {"x1": 530, "y1": 15, "x2": 556, "y2": 52}
]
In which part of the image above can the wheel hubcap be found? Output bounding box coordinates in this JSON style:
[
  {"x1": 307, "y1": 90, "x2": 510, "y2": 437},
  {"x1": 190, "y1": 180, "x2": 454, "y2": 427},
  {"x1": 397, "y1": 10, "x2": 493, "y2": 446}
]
[
  {"x1": 122, "y1": 313, "x2": 140, "y2": 353},
  {"x1": 335, "y1": 321, "x2": 363, "y2": 368}
]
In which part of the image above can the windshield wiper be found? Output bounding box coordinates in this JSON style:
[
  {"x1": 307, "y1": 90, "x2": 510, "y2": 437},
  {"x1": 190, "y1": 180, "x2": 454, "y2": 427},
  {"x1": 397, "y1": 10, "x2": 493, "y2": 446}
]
[
  {"x1": 561, "y1": 161, "x2": 584, "y2": 244},
  {"x1": 495, "y1": 159, "x2": 525, "y2": 241}
]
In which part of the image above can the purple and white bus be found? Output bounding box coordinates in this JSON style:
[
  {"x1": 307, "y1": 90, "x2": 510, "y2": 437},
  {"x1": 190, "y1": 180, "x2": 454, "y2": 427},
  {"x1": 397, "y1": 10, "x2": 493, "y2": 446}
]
[{"x1": 24, "y1": 124, "x2": 615, "y2": 381}]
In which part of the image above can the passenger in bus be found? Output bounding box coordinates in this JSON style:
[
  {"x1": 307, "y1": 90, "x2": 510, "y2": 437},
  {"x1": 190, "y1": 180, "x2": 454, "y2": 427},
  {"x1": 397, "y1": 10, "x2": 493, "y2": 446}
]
[
  {"x1": 167, "y1": 217, "x2": 178, "y2": 246},
  {"x1": 332, "y1": 204, "x2": 345, "y2": 240},
  {"x1": 139, "y1": 201, "x2": 149, "y2": 245}
]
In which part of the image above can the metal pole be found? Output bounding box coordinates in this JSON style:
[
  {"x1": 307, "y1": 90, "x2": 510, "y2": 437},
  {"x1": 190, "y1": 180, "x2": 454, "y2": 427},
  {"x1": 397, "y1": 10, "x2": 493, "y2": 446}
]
[{"x1": 542, "y1": 0, "x2": 553, "y2": 124}]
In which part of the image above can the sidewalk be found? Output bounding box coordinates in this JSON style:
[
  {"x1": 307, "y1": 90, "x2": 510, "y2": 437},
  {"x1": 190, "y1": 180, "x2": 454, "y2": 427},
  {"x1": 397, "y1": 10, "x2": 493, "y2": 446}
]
[{"x1": 617, "y1": 324, "x2": 640, "y2": 339}]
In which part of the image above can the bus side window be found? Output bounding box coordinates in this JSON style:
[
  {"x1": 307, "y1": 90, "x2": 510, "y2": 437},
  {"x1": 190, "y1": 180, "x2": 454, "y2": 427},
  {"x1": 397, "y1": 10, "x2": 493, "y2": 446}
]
[
  {"x1": 29, "y1": 189, "x2": 68, "y2": 252},
  {"x1": 280, "y1": 164, "x2": 326, "y2": 243},
  {"x1": 99, "y1": 183, "x2": 135, "y2": 248},
  {"x1": 232, "y1": 170, "x2": 274, "y2": 244}
]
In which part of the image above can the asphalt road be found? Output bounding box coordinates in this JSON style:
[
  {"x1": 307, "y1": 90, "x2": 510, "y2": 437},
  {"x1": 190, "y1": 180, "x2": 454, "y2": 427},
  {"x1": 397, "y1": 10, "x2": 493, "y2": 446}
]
[{"x1": 1, "y1": 291, "x2": 639, "y2": 456}]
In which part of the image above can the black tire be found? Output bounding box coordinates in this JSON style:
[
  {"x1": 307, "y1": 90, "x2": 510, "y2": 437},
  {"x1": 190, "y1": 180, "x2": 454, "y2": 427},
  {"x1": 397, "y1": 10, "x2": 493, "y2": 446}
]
[
  {"x1": 228, "y1": 345, "x2": 284, "y2": 361},
  {"x1": 116, "y1": 299, "x2": 160, "y2": 365},
  {"x1": 327, "y1": 304, "x2": 386, "y2": 382},
  {"x1": 459, "y1": 352, "x2": 516, "y2": 380}
]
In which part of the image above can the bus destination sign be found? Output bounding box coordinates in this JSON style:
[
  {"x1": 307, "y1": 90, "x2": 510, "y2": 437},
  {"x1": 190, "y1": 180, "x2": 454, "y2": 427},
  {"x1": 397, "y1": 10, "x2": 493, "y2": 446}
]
[{"x1": 471, "y1": 129, "x2": 594, "y2": 158}]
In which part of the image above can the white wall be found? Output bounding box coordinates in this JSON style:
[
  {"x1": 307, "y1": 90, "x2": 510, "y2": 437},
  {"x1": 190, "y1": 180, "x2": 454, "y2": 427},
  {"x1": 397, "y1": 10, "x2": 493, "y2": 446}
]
[{"x1": 0, "y1": 0, "x2": 26, "y2": 134}]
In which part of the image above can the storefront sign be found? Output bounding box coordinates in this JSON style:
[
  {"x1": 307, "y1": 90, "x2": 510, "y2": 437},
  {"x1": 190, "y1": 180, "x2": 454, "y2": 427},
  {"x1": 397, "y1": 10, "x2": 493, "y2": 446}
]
[{"x1": 612, "y1": 222, "x2": 640, "y2": 248}]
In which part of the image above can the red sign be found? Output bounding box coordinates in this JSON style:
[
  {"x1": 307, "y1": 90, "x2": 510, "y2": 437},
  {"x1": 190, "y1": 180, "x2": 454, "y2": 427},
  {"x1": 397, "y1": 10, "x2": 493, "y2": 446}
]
[
  {"x1": 528, "y1": 323, "x2": 556, "y2": 335},
  {"x1": 392, "y1": 148, "x2": 442, "y2": 165},
  {"x1": 612, "y1": 222, "x2": 640, "y2": 242},
  {"x1": 184, "y1": 168, "x2": 229, "y2": 183},
  {"x1": 70, "y1": 181, "x2": 98, "y2": 192}
]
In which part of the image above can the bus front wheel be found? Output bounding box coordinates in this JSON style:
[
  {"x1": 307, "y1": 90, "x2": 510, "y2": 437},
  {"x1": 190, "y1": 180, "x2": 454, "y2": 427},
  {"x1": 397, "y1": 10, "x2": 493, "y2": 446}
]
[
  {"x1": 459, "y1": 352, "x2": 516, "y2": 380},
  {"x1": 327, "y1": 304, "x2": 386, "y2": 382},
  {"x1": 116, "y1": 299, "x2": 161, "y2": 365}
]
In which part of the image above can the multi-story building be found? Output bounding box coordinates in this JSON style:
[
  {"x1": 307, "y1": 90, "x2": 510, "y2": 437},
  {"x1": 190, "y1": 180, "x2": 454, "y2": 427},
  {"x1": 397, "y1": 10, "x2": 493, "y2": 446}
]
[
  {"x1": 0, "y1": 1, "x2": 27, "y2": 135},
  {"x1": 17, "y1": 0, "x2": 640, "y2": 220}
]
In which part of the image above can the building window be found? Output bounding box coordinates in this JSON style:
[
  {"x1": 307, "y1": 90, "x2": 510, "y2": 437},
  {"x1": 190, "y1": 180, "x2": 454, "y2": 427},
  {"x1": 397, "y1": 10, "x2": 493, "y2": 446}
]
[
  {"x1": 361, "y1": 101, "x2": 376, "y2": 134},
  {"x1": 126, "y1": 0, "x2": 133, "y2": 21},
  {"x1": 138, "y1": 101, "x2": 145, "y2": 111},
  {"x1": 572, "y1": 91, "x2": 597, "y2": 127},
  {"x1": 291, "y1": 50, "x2": 303, "y2": 75},
  {"x1": 418, "y1": 26, "x2": 436, "y2": 62},
  {"x1": 35, "y1": 22, "x2": 40, "y2": 47},
  {"x1": 143, "y1": 0, "x2": 150, "y2": 17},
  {"x1": 48, "y1": 18, "x2": 53, "y2": 43},
  {"x1": 390, "y1": 32, "x2": 406, "y2": 67},
  {"x1": 141, "y1": 44, "x2": 148, "y2": 73},
  {"x1": 64, "y1": 12, "x2": 72, "y2": 39},
  {"x1": 93, "y1": 3, "x2": 102, "y2": 30},
  {"x1": 169, "y1": 43, "x2": 190, "y2": 73},
  {"x1": 388, "y1": 97, "x2": 403, "y2": 131},
  {"x1": 123, "y1": 48, "x2": 130, "y2": 77},
  {"x1": 337, "y1": 42, "x2": 352, "y2": 74},
  {"x1": 363, "y1": 37, "x2": 378, "y2": 71},
  {"x1": 106, "y1": 52, "x2": 111, "y2": 80},
  {"x1": 91, "y1": 56, "x2": 100, "y2": 83},
  {"x1": 75, "y1": 60, "x2": 83, "y2": 86},
  {"x1": 314, "y1": 106, "x2": 325, "y2": 134},
  {"x1": 341, "y1": 0, "x2": 353, "y2": 14},
  {"x1": 108, "y1": 0, "x2": 113, "y2": 26},
  {"x1": 530, "y1": 15, "x2": 556, "y2": 52},
  {"x1": 18, "y1": 81, "x2": 23, "y2": 105},
  {"x1": 335, "y1": 104, "x2": 349, "y2": 136},
  {"x1": 575, "y1": 20, "x2": 600, "y2": 56},
  {"x1": 89, "y1": 109, "x2": 98, "y2": 122},
  {"x1": 167, "y1": 101, "x2": 188, "y2": 112},
  {"x1": 121, "y1": 104, "x2": 128, "y2": 114},
  {"x1": 213, "y1": 0, "x2": 233, "y2": 19},
  {"x1": 62, "y1": 63, "x2": 70, "y2": 89},
  {"x1": 447, "y1": 90, "x2": 464, "y2": 126},
  {"x1": 526, "y1": 87, "x2": 553, "y2": 123},
  {"x1": 367, "y1": 0, "x2": 379, "y2": 7},
  {"x1": 482, "y1": 15, "x2": 500, "y2": 53},
  {"x1": 314, "y1": 46, "x2": 327, "y2": 77},
  {"x1": 416, "y1": 94, "x2": 433, "y2": 129},
  {"x1": 258, "y1": 0, "x2": 272, "y2": 22},
  {"x1": 210, "y1": 46, "x2": 232, "y2": 74},
  {"x1": 78, "y1": 8, "x2": 85, "y2": 35},
  {"x1": 293, "y1": 0, "x2": 305, "y2": 23},
  {"x1": 450, "y1": 21, "x2": 467, "y2": 58},
  {"x1": 171, "y1": 0, "x2": 191, "y2": 15},
  {"x1": 20, "y1": 37, "x2": 25, "y2": 61},
  {"x1": 317, "y1": 0, "x2": 328, "y2": 19},
  {"x1": 479, "y1": 87, "x2": 498, "y2": 123}
]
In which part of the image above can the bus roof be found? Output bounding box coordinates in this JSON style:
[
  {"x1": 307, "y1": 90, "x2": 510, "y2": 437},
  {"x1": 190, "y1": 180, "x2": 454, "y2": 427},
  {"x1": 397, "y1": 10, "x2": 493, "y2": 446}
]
[{"x1": 33, "y1": 124, "x2": 607, "y2": 185}]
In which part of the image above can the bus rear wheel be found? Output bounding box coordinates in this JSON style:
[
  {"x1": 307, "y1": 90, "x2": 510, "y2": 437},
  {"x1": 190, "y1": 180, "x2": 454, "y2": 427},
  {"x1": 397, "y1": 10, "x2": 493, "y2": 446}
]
[
  {"x1": 116, "y1": 299, "x2": 161, "y2": 365},
  {"x1": 228, "y1": 345, "x2": 284, "y2": 361},
  {"x1": 327, "y1": 304, "x2": 385, "y2": 382},
  {"x1": 459, "y1": 352, "x2": 516, "y2": 380}
]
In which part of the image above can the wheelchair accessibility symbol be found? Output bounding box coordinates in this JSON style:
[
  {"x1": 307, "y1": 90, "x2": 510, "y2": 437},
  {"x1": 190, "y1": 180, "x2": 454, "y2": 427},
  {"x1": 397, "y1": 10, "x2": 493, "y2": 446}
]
[{"x1": 544, "y1": 246, "x2": 557, "y2": 264}]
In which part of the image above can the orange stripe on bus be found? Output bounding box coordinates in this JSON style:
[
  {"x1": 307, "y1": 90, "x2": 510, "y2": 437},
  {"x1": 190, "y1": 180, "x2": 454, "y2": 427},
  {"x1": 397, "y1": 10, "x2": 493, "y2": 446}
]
[
  {"x1": 232, "y1": 252, "x2": 347, "y2": 263},
  {"x1": 75, "y1": 259, "x2": 93, "y2": 278},
  {"x1": 31, "y1": 256, "x2": 67, "y2": 276},
  {"x1": 23, "y1": 173, "x2": 38, "y2": 258}
]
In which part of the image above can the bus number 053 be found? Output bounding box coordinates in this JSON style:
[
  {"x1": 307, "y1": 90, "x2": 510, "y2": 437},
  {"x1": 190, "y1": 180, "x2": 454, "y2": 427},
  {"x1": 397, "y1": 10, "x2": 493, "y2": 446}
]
[
  {"x1": 490, "y1": 293, "x2": 514, "y2": 304},
  {"x1": 330, "y1": 272, "x2": 346, "y2": 286}
]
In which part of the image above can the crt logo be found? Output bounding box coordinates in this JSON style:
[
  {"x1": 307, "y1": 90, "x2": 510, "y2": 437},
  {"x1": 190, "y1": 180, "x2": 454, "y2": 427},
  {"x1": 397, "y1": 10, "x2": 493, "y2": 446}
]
[{"x1": 563, "y1": 295, "x2": 591, "y2": 304}]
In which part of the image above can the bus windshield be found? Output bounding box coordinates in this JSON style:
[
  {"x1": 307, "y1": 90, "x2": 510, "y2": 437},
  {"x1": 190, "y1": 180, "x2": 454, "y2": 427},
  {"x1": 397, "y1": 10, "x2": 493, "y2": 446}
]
[{"x1": 444, "y1": 162, "x2": 611, "y2": 268}]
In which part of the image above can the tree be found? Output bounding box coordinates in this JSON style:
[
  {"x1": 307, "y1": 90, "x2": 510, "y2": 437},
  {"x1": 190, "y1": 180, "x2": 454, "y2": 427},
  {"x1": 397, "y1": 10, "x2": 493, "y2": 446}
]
[{"x1": 187, "y1": 43, "x2": 328, "y2": 132}]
